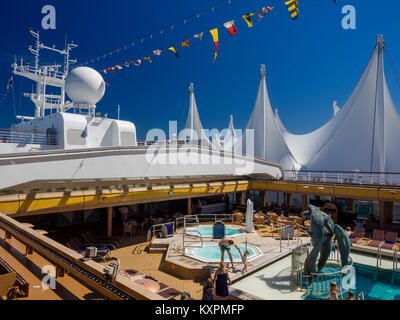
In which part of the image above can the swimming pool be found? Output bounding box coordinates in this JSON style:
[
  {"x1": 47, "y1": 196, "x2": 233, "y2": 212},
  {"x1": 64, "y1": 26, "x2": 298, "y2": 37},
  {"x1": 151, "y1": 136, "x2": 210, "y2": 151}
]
[
  {"x1": 185, "y1": 225, "x2": 244, "y2": 238},
  {"x1": 306, "y1": 263, "x2": 400, "y2": 300},
  {"x1": 185, "y1": 243, "x2": 263, "y2": 263}
]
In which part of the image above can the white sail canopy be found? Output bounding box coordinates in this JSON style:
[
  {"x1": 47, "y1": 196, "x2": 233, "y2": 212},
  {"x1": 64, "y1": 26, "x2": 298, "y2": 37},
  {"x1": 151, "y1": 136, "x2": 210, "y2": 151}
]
[
  {"x1": 275, "y1": 35, "x2": 400, "y2": 173},
  {"x1": 235, "y1": 65, "x2": 300, "y2": 172},
  {"x1": 184, "y1": 83, "x2": 215, "y2": 148}
]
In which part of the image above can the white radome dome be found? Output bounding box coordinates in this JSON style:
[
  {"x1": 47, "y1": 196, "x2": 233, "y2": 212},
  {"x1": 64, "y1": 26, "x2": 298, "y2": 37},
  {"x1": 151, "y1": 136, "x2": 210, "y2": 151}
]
[{"x1": 65, "y1": 67, "x2": 105, "y2": 105}]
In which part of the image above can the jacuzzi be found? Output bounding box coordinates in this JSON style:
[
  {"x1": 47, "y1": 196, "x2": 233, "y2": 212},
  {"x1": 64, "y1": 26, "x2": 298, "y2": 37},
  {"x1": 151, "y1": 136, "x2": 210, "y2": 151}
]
[{"x1": 184, "y1": 243, "x2": 263, "y2": 263}]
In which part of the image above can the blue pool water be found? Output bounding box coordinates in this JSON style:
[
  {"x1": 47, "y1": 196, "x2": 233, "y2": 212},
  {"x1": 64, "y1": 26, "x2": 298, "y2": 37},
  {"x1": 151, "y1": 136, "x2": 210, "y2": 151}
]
[
  {"x1": 186, "y1": 225, "x2": 242, "y2": 237},
  {"x1": 305, "y1": 263, "x2": 400, "y2": 300},
  {"x1": 189, "y1": 244, "x2": 258, "y2": 262}
]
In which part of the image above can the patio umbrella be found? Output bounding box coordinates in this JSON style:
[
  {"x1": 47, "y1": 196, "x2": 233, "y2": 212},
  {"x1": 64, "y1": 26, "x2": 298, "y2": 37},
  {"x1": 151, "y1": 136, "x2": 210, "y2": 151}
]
[{"x1": 245, "y1": 199, "x2": 255, "y2": 233}]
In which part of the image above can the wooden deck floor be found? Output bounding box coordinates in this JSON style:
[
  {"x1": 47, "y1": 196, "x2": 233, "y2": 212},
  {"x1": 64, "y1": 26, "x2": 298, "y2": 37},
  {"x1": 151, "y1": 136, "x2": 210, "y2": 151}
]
[
  {"x1": 100, "y1": 235, "x2": 206, "y2": 300},
  {"x1": 0, "y1": 229, "x2": 103, "y2": 300}
]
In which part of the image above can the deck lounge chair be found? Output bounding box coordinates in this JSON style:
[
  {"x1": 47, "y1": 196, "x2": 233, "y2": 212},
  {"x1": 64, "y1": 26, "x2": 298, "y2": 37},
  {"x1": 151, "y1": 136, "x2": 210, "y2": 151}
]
[
  {"x1": 82, "y1": 230, "x2": 121, "y2": 247},
  {"x1": 119, "y1": 269, "x2": 182, "y2": 300},
  {"x1": 381, "y1": 231, "x2": 398, "y2": 250},
  {"x1": 66, "y1": 237, "x2": 111, "y2": 260},
  {"x1": 81, "y1": 231, "x2": 120, "y2": 249},
  {"x1": 350, "y1": 227, "x2": 364, "y2": 244},
  {"x1": 367, "y1": 229, "x2": 385, "y2": 248}
]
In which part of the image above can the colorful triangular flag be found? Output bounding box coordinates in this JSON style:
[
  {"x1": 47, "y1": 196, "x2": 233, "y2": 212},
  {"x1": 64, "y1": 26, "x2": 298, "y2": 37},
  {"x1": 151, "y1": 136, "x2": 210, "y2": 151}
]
[
  {"x1": 209, "y1": 28, "x2": 219, "y2": 63},
  {"x1": 242, "y1": 13, "x2": 255, "y2": 27},
  {"x1": 153, "y1": 50, "x2": 162, "y2": 56},
  {"x1": 181, "y1": 40, "x2": 190, "y2": 47},
  {"x1": 285, "y1": 0, "x2": 299, "y2": 20},
  {"x1": 116, "y1": 64, "x2": 123, "y2": 70},
  {"x1": 124, "y1": 62, "x2": 130, "y2": 68},
  {"x1": 133, "y1": 59, "x2": 141, "y2": 66},
  {"x1": 194, "y1": 32, "x2": 204, "y2": 40},
  {"x1": 257, "y1": 6, "x2": 274, "y2": 21},
  {"x1": 108, "y1": 67, "x2": 115, "y2": 74},
  {"x1": 144, "y1": 56, "x2": 152, "y2": 63},
  {"x1": 102, "y1": 69, "x2": 107, "y2": 75},
  {"x1": 168, "y1": 47, "x2": 179, "y2": 58},
  {"x1": 223, "y1": 20, "x2": 238, "y2": 36}
]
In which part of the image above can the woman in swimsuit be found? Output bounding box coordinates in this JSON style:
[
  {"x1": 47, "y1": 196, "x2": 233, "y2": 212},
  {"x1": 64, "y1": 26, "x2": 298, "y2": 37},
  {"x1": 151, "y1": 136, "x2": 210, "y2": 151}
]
[{"x1": 213, "y1": 262, "x2": 231, "y2": 300}]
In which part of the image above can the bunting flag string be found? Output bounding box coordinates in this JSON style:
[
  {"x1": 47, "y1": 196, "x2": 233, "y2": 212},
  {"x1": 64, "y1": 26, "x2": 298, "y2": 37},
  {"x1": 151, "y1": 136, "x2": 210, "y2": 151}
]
[
  {"x1": 223, "y1": 20, "x2": 238, "y2": 36},
  {"x1": 181, "y1": 40, "x2": 190, "y2": 47},
  {"x1": 168, "y1": 47, "x2": 179, "y2": 58},
  {"x1": 285, "y1": 0, "x2": 299, "y2": 20},
  {"x1": 100, "y1": 2, "x2": 294, "y2": 75},
  {"x1": 242, "y1": 13, "x2": 255, "y2": 28},
  {"x1": 79, "y1": 0, "x2": 233, "y2": 67},
  {"x1": 194, "y1": 32, "x2": 204, "y2": 40},
  {"x1": 209, "y1": 28, "x2": 219, "y2": 62},
  {"x1": 258, "y1": 6, "x2": 274, "y2": 21}
]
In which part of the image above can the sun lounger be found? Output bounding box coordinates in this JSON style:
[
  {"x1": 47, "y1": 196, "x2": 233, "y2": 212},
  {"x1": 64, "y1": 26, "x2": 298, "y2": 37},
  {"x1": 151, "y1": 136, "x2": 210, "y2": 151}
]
[
  {"x1": 350, "y1": 227, "x2": 364, "y2": 244},
  {"x1": 367, "y1": 229, "x2": 385, "y2": 248},
  {"x1": 119, "y1": 269, "x2": 183, "y2": 299},
  {"x1": 380, "y1": 231, "x2": 398, "y2": 250},
  {"x1": 82, "y1": 230, "x2": 121, "y2": 247},
  {"x1": 66, "y1": 237, "x2": 111, "y2": 260}
]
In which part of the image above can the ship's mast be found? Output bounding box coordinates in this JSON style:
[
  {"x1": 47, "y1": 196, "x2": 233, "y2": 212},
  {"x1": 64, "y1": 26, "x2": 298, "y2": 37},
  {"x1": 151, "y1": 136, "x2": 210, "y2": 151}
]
[{"x1": 12, "y1": 28, "x2": 78, "y2": 119}]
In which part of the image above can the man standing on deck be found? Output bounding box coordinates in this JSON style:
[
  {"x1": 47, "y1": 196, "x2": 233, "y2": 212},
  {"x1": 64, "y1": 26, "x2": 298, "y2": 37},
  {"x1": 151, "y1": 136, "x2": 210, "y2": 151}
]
[{"x1": 219, "y1": 237, "x2": 243, "y2": 272}]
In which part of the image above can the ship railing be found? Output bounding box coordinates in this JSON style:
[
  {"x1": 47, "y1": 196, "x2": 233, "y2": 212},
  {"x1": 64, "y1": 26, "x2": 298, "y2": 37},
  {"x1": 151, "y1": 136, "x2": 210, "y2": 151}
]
[
  {"x1": 146, "y1": 221, "x2": 175, "y2": 242},
  {"x1": 137, "y1": 140, "x2": 187, "y2": 146},
  {"x1": 175, "y1": 214, "x2": 234, "y2": 229},
  {"x1": 0, "y1": 128, "x2": 56, "y2": 146},
  {"x1": 14, "y1": 64, "x2": 65, "y2": 80},
  {"x1": 284, "y1": 170, "x2": 400, "y2": 186},
  {"x1": 291, "y1": 242, "x2": 354, "y2": 296}
]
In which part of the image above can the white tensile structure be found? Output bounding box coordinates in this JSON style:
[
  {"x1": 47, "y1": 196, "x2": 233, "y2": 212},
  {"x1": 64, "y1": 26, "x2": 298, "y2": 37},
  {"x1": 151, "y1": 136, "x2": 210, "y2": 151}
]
[
  {"x1": 236, "y1": 35, "x2": 400, "y2": 182},
  {"x1": 184, "y1": 83, "x2": 215, "y2": 148},
  {"x1": 234, "y1": 64, "x2": 301, "y2": 173},
  {"x1": 275, "y1": 35, "x2": 400, "y2": 174}
]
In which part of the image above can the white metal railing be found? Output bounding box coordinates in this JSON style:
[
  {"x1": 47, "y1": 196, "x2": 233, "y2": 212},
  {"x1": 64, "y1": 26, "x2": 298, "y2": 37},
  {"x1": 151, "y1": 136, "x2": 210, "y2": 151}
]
[
  {"x1": 292, "y1": 242, "x2": 354, "y2": 297},
  {"x1": 183, "y1": 229, "x2": 203, "y2": 250},
  {"x1": 14, "y1": 64, "x2": 65, "y2": 80},
  {"x1": 285, "y1": 170, "x2": 400, "y2": 186},
  {"x1": 175, "y1": 214, "x2": 234, "y2": 229},
  {"x1": 394, "y1": 250, "x2": 399, "y2": 271},
  {"x1": 279, "y1": 225, "x2": 302, "y2": 252},
  {"x1": 146, "y1": 221, "x2": 175, "y2": 242},
  {"x1": 377, "y1": 246, "x2": 383, "y2": 267},
  {"x1": 0, "y1": 128, "x2": 56, "y2": 145}
]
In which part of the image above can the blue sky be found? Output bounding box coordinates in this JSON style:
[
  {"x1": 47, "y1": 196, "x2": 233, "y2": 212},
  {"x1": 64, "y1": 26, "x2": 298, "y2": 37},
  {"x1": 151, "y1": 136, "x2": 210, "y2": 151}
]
[{"x1": 0, "y1": 0, "x2": 399, "y2": 139}]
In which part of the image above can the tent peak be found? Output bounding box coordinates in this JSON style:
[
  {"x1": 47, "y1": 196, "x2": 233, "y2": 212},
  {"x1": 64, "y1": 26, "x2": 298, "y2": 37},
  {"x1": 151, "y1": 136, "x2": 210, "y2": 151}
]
[
  {"x1": 189, "y1": 82, "x2": 194, "y2": 93},
  {"x1": 376, "y1": 34, "x2": 385, "y2": 51},
  {"x1": 260, "y1": 64, "x2": 266, "y2": 78}
]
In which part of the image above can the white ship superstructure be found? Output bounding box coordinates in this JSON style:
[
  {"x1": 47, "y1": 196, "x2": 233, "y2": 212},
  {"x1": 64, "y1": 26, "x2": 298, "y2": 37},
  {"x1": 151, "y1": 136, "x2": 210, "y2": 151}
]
[{"x1": 0, "y1": 30, "x2": 283, "y2": 191}]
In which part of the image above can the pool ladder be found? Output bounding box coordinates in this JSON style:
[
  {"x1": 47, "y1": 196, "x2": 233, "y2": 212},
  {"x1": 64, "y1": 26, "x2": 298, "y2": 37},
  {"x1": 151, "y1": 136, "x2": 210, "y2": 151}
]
[{"x1": 182, "y1": 215, "x2": 203, "y2": 252}]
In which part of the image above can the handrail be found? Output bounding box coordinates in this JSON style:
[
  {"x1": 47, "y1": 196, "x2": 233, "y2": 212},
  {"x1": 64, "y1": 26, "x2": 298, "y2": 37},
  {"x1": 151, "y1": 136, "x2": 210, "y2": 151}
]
[
  {"x1": 394, "y1": 249, "x2": 399, "y2": 271},
  {"x1": 377, "y1": 246, "x2": 382, "y2": 267},
  {"x1": 183, "y1": 229, "x2": 203, "y2": 249},
  {"x1": 146, "y1": 221, "x2": 175, "y2": 241}
]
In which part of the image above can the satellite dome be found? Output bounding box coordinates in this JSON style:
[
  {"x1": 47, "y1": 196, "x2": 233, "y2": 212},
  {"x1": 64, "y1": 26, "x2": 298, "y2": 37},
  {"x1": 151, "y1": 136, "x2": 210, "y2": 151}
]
[{"x1": 65, "y1": 67, "x2": 105, "y2": 105}]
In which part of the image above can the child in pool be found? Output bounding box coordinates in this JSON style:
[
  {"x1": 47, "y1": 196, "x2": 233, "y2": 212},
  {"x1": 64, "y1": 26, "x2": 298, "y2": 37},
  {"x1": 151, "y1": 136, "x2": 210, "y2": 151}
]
[{"x1": 242, "y1": 250, "x2": 250, "y2": 273}]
